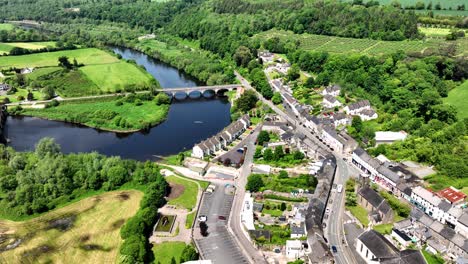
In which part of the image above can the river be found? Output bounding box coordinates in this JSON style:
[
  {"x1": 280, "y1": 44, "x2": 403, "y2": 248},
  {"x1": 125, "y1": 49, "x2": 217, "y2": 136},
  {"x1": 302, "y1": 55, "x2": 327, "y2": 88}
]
[{"x1": 5, "y1": 47, "x2": 232, "y2": 160}]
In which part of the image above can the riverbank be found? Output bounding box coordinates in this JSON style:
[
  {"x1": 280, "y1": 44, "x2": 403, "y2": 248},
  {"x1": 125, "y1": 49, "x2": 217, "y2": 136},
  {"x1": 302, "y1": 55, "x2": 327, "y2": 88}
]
[{"x1": 16, "y1": 95, "x2": 170, "y2": 133}]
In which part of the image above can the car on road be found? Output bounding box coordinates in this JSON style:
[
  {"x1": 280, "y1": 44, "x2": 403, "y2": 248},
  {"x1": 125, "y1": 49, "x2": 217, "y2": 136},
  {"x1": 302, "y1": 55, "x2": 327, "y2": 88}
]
[
  {"x1": 237, "y1": 148, "x2": 244, "y2": 153},
  {"x1": 322, "y1": 223, "x2": 327, "y2": 228},
  {"x1": 218, "y1": 216, "x2": 226, "y2": 220},
  {"x1": 326, "y1": 208, "x2": 331, "y2": 214},
  {"x1": 331, "y1": 245, "x2": 337, "y2": 253},
  {"x1": 324, "y1": 214, "x2": 329, "y2": 220},
  {"x1": 332, "y1": 184, "x2": 337, "y2": 189},
  {"x1": 198, "y1": 215, "x2": 207, "y2": 222}
]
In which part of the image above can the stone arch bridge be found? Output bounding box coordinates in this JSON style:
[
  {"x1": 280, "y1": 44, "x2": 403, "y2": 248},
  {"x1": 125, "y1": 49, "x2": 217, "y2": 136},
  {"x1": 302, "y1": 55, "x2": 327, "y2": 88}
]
[{"x1": 160, "y1": 84, "x2": 241, "y2": 97}]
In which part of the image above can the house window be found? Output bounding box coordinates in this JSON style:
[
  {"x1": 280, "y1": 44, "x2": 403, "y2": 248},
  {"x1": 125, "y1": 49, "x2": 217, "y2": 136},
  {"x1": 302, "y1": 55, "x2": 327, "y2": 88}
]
[
  {"x1": 360, "y1": 243, "x2": 363, "y2": 253},
  {"x1": 366, "y1": 249, "x2": 369, "y2": 258}
]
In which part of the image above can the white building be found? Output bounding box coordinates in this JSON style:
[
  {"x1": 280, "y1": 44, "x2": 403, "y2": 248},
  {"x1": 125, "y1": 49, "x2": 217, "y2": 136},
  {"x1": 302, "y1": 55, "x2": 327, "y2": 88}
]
[
  {"x1": 286, "y1": 240, "x2": 304, "y2": 260},
  {"x1": 375, "y1": 131, "x2": 408, "y2": 145},
  {"x1": 344, "y1": 100, "x2": 371, "y2": 115},
  {"x1": 321, "y1": 84, "x2": 341, "y2": 97},
  {"x1": 358, "y1": 109, "x2": 378, "y2": 121},
  {"x1": 411, "y1": 186, "x2": 444, "y2": 221},
  {"x1": 241, "y1": 193, "x2": 255, "y2": 231},
  {"x1": 322, "y1": 95, "x2": 341, "y2": 108}
]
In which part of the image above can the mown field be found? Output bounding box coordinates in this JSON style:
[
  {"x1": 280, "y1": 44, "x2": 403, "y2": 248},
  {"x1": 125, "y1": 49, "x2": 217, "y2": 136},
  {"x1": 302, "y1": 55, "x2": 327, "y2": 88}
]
[
  {"x1": 339, "y1": 0, "x2": 468, "y2": 12},
  {"x1": 0, "y1": 41, "x2": 56, "y2": 55},
  {"x1": 0, "y1": 48, "x2": 155, "y2": 96},
  {"x1": 0, "y1": 23, "x2": 14, "y2": 31},
  {"x1": 152, "y1": 241, "x2": 186, "y2": 264},
  {"x1": 166, "y1": 175, "x2": 200, "y2": 210},
  {"x1": 20, "y1": 97, "x2": 170, "y2": 132},
  {"x1": 419, "y1": 27, "x2": 452, "y2": 37},
  {"x1": 254, "y1": 29, "x2": 467, "y2": 56},
  {"x1": 0, "y1": 190, "x2": 143, "y2": 264},
  {"x1": 444, "y1": 81, "x2": 468, "y2": 120}
]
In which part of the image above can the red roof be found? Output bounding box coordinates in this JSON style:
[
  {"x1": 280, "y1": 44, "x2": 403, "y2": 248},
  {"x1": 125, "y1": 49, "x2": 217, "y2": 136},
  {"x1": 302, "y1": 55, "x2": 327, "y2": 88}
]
[{"x1": 436, "y1": 187, "x2": 467, "y2": 204}]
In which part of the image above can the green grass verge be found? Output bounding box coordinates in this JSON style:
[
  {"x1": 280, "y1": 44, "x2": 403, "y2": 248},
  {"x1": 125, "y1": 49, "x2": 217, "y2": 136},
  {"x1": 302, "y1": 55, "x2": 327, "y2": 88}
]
[
  {"x1": 19, "y1": 97, "x2": 170, "y2": 132},
  {"x1": 346, "y1": 205, "x2": 370, "y2": 227},
  {"x1": 0, "y1": 88, "x2": 42, "y2": 103},
  {"x1": 186, "y1": 210, "x2": 197, "y2": 229},
  {"x1": 166, "y1": 175, "x2": 199, "y2": 210},
  {"x1": 0, "y1": 23, "x2": 14, "y2": 31},
  {"x1": 152, "y1": 241, "x2": 187, "y2": 264},
  {"x1": 444, "y1": 81, "x2": 468, "y2": 120}
]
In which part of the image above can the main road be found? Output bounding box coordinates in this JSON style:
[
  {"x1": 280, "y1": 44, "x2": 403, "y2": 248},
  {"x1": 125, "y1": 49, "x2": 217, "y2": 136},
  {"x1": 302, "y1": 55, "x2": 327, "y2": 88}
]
[
  {"x1": 235, "y1": 71, "x2": 360, "y2": 264},
  {"x1": 228, "y1": 125, "x2": 268, "y2": 264}
]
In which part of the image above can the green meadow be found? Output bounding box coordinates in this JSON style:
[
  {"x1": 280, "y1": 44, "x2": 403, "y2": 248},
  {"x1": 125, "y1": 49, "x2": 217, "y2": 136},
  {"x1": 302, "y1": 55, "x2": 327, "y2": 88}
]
[
  {"x1": 0, "y1": 41, "x2": 56, "y2": 55},
  {"x1": 444, "y1": 81, "x2": 468, "y2": 120},
  {"x1": 0, "y1": 23, "x2": 14, "y2": 31}
]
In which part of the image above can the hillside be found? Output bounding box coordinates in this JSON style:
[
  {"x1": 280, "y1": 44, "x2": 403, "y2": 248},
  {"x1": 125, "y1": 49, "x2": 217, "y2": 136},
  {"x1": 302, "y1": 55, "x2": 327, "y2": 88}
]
[{"x1": 445, "y1": 81, "x2": 468, "y2": 119}]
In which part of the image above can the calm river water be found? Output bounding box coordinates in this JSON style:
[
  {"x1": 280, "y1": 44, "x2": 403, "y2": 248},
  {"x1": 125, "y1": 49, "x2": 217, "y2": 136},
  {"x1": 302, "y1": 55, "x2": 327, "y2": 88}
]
[{"x1": 5, "y1": 47, "x2": 231, "y2": 160}]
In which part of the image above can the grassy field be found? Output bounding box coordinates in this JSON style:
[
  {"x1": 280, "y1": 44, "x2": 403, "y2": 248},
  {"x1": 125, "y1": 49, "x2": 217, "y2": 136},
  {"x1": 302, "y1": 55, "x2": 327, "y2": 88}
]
[
  {"x1": 0, "y1": 41, "x2": 56, "y2": 55},
  {"x1": 19, "y1": 97, "x2": 170, "y2": 132},
  {"x1": 166, "y1": 175, "x2": 200, "y2": 210},
  {"x1": 373, "y1": 223, "x2": 393, "y2": 235},
  {"x1": 0, "y1": 190, "x2": 143, "y2": 264},
  {"x1": 80, "y1": 62, "x2": 154, "y2": 93},
  {"x1": 346, "y1": 205, "x2": 370, "y2": 227},
  {"x1": 0, "y1": 48, "x2": 119, "y2": 68},
  {"x1": 0, "y1": 48, "x2": 155, "y2": 96},
  {"x1": 444, "y1": 81, "x2": 468, "y2": 120},
  {"x1": 340, "y1": 0, "x2": 468, "y2": 11},
  {"x1": 152, "y1": 241, "x2": 187, "y2": 264},
  {"x1": 0, "y1": 23, "x2": 14, "y2": 31},
  {"x1": 419, "y1": 27, "x2": 452, "y2": 38},
  {"x1": 253, "y1": 29, "x2": 466, "y2": 56},
  {"x1": 0, "y1": 88, "x2": 42, "y2": 103}
]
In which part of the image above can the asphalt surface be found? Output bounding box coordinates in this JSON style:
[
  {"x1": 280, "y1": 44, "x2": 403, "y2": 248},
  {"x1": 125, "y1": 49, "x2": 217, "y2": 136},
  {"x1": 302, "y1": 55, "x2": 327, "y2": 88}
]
[
  {"x1": 228, "y1": 125, "x2": 268, "y2": 264},
  {"x1": 195, "y1": 183, "x2": 249, "y2": 264},
  {"x1": 235, "y1": 71, "x2": 360, "y2": 264}
]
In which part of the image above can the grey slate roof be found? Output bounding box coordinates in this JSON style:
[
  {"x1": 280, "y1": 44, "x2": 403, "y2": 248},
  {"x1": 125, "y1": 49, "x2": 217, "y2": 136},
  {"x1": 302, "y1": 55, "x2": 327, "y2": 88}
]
[
  {"x1": 323, "y1": 94, "x2": 338, "y2": 103},
  {"x1": 377, "y1": 165, "x2": 400, "y2": 184},
  {"x1": 394, "y1": 219, "x2": 412, "y2": 230},
  {"x1": 359, "y1": 186, "x2": 385, "y2": 209},
  {"x1": 359, "y1": 109, "x2": 377, "y2": 117},
  {"x1": 438, "y1": 200, "x2": 453, "y2": 212},
  {"x1": 458, "y1": 213, "x2": 468, "y2": 227},
  {"x1": 291, "y1": 222, "x2": 306, "y2": 235},
  {"x1": 358, "y1": 230, "x2": 399, "y2": 259},
  {"x1": 325, "y1": 84, "x2": 340, "y2": 93},
  {"x1": 347, "y1": 100, "x2": 371, "y2": 111}
]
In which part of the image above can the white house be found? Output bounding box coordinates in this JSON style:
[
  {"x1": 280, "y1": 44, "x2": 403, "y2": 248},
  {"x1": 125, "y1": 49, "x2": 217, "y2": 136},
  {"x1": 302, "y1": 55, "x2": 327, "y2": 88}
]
[
  {"x1": 286, "y1": 240, "x2": 304, "y2": 260},
  {"x1": 375, "y1": 131, "x2": 408, "y2": 145},
  {"x1": 241, "y1": 193, "x2": 255, "y2": 231},
  {"x1": 358, "y1": 109, "x2": 378, "y2": 121},
  {"x1": 321, "y1": 84, "x2": 341, "y2": 97},
  {"x1": 411, "y1": 186, "x2": 444, "y2": 221},
  {"x1": 322, "y1": 95, "x2": 341, "y2": 108},
  {"x1": 332, "y1": 113, "x2": 350, "y2": 127},
  {"x1": 344, "y1": 100, "x2": 371, "y2": 115}
]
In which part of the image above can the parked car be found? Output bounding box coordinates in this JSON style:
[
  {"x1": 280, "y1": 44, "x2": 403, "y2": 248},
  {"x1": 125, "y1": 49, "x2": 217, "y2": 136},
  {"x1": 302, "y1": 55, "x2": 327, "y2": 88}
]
[
  {"x1": 331, "y1": 245, "x2": 337, "y2": 253},
  {"x1": 198, "y1": 215, "x2": 207, "y2": 222},
  {"x1": 326, "y1": 208, "x2": 331, "y2": 214},
  {"x1": 218, "y1": 216, "x2": 226, "y2": 220}
]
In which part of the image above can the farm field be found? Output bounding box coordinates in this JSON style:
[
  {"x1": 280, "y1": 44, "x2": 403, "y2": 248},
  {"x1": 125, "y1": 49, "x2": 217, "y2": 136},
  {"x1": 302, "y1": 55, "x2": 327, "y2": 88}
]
[
  {"x1": 444, "y1": 81, "x2": 468, "y2": 119},
  {"x1": 253, "y1": 29, "x2": 466, "y2": 56},
  {"x1": 19, "y1": 97, "x2": 170, "y2": 132},
  {"x1": 419, "y1": 27, "x2": 452, "y2": 37},
  {"x1": 340, "y1": 0, "x2": 467, "y2": 11},
  {"x1": 0, "y1": 190, "x2": 143, "y2": 264},
  {"x1": 0, "y1": 88, "x2": 42, "y2": 103},
  {"x1": 0, "y1": 48, "x2": 119, "y2": 68},
  {"x1": 0, "y1": 48, "x2": 156, "y2": 96},
  {"x1": 0, "y1": 41, "x2": 56, "y2": 55}
]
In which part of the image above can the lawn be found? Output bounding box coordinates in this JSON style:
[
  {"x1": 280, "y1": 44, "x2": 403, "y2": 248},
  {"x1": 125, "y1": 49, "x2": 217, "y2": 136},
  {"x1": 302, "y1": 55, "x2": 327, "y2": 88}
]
[
  {"x1": 80, "y1": 61, "x2": 155, "y2": 93},
  {"x1": 19, "y1": 97, "x2": 170, "y2": 132},
  {"x1": 152, "y1": 241, "x2": 187, "y2": 264},
  {"x1": 0, "y1": 48, "x2": 119, "y2": 68},
  {"x1": 444, "y1": 81, "x2": 468, "y2": 120},
  {"x1": 0, "y1": 23, "x2": 14, "y2": 31},
  {"x1": 0, "y1": 88, "x2": 42, "y2": 103},
  {"x1": 166, "y1": 175, "x2": 200, "y2": 210},
  {"x1": 346, "y1": 205, "x2": 370, "y2": 227},
  {"x1": 373, "y1": 223, "x2": 393, "y2": 235},
  {"x1": 422, "y1": 249, "x2": 445, "y2": 264},
  {"x1": 0, "y1": 190, "x2": 143, "y2": 264}
]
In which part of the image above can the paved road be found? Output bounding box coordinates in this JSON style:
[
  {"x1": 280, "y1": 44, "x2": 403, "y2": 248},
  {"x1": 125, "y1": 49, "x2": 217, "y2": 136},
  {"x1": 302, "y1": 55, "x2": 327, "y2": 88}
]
[
  {"x1": 228, "y1": 125, "x2": 268, "y2": 264},
  {"x1": 236, "y1": 71, "x2": 359, "y2": 264},
  {"x1": 195, "y1": 183, "x2": 249, "y2": 264}
]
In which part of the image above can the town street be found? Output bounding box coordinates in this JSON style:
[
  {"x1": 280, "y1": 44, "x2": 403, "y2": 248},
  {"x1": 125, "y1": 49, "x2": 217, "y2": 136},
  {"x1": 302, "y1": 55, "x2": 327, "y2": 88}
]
[{"x1": 235, "y1": 71, "x2": 360, "y2": 264}]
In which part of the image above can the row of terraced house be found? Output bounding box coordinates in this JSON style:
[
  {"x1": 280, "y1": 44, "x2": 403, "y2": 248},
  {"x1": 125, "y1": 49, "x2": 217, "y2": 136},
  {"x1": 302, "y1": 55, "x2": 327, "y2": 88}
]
[{"x1": 192, "y1": 115, "x2": 250, "y2": 159}]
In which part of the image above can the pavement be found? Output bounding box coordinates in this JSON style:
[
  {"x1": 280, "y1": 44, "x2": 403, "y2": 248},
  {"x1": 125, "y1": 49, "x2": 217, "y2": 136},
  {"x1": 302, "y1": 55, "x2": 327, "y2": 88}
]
[{"x1": 195, "y1": 183, "x2": 249, "y2": 263}]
